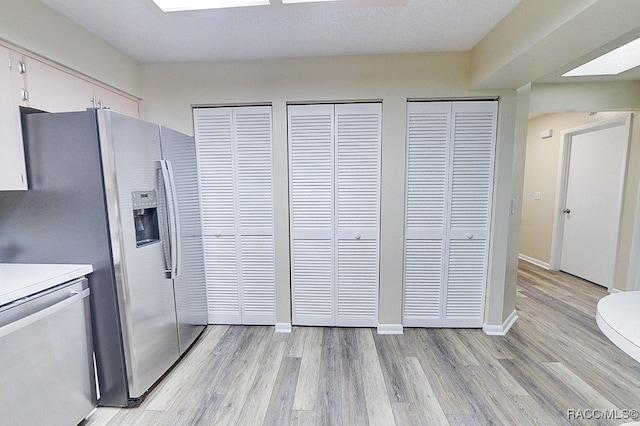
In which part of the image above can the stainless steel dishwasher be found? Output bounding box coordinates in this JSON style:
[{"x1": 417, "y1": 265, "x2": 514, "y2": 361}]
[{"x1": 0, "y1": 277, "x2": 97, "y2": 425}]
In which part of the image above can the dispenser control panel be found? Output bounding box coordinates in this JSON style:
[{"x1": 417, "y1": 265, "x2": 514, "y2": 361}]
[{"x1": 131, "y1": 190, "x2": 157, "y2": 209}]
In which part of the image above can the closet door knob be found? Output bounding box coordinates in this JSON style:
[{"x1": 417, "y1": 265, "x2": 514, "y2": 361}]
[
  {"x1": 465, "y1": 233, "x2": 474, "y2": 239},
  {"x1": 354, "y1": 234, "x2": 361, "y2": 240}
]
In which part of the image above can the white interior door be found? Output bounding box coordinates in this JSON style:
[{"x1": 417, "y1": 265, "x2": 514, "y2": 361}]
[{"x1": 560, "y1": 118, "x2": 630, "y2": 288}]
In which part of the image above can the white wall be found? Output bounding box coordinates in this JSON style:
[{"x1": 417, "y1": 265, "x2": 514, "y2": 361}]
[{"x1": 140, "y1": 52, "x2": 522, "y2": 327}]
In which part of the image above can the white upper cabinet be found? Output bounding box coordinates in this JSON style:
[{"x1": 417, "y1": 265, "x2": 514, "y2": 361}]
[
  {"x1": 0, "y1": 46, "x2": 28, "y2": 190},
  {"x1": 1, "y1": 43, "x2": 140, "y2": 190},
  {"x1": 25, "y1": 57, "x2": 95, "y2": 113},
  {"x1": 24, "y1": 56, "x2": 139, "y2": 116},
  {"x1": 94, "y1": 85, "x2": 139, "y2": 118}
]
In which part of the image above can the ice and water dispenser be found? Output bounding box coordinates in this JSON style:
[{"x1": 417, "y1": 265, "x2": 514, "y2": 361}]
[{"x1": 132, "y1": 190, "x2": 160, "y2": 247}]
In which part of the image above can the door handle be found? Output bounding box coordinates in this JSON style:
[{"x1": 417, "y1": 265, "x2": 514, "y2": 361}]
[
  {"x1": 563, "y1": 208, "x2": 571, "y2": 214},
  {"x1": 159, "y1": 160, "x2": 181, "y2": 278}
]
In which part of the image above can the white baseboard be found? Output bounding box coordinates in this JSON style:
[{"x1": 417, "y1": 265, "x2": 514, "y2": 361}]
[
  {"x1": 518, "y1": 254, "x2": 550, "y2": 270},
  {"x1": 275, "y1": 323, "x2": 292, "y2": 333},
  {"x1": 483, "y1": 310, "x2": 518, "y2": 336},
  {"x1": 377, "y1": 324, "x2": 403, "y2": 335},
  {"x1": 608, "y1": 287, "x2": 623, "y2": 294}
]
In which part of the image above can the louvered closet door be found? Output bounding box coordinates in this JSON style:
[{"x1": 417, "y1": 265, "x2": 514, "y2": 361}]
[
  {"x1": 235, "y1": 107, "x2": 276, "y2": 324},
  {"x1": 289, "y1": 104, "x2": 335, "y2": 326},
  {"x1": 195, "y1": 108, "x2": 239, "y2": 323},
  {"x1": 403, "y1": 102, "x2": 450, "y2": 327},
  {"x1": 194, "y1": 106, "x2": 276, "y2": 325},
  {"x1": 443, "y1": 101, "x2": 496, "y2": 327},
  {"x1": 402, "y1": 101, "x2": 496, "y2": 328},
  {"x1": 289, "y1": 103, "x2": 381, "y2": 327},
  {"x1": 335, "y1": 103, "x2": 380, "y2": 326}
]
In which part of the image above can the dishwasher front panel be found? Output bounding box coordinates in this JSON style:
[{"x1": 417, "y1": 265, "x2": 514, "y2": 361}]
[{"x1": 0, "y1": 278, "x2": 97, "y2": 425}]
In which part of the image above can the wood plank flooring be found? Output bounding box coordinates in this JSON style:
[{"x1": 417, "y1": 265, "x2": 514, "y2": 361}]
[{"x1": 83, "y1": 261, "x2": 640, "y2": 425}]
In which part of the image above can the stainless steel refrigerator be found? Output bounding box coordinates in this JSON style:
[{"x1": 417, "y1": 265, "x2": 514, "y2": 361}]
[{"x1": 0, "y1": 109, "x2": 207, "y2": 406}]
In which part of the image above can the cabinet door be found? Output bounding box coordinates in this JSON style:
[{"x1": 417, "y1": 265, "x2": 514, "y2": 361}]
[
  {"x1": 95, "y1": 85, "x2": 139, "y2": 117},
  {"x1": 0, "y1": 47, "x2": 28, "y2": 190},
  {"x1": 25, "y1": 57, "x2": 95, "y2": 113},
  {"x1": 26, "y1": 57, "x2": 139, "y2": 116}
]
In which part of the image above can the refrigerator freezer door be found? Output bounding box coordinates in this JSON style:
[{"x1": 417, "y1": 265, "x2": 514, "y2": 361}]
[
  {"x1": 99, "y1": 110, "x2": 180, "y2": 400},
  {"x1": 160, "y1": 126, "x2": 207, "y2": 353}
]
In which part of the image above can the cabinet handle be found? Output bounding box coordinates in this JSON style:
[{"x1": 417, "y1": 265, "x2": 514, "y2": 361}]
[
  {"x1": 19, "y1": 61, "x2": 26, "y2": 74},
  {"x1": 21, "y1": 88, "x2": 29, "y2": 101}
]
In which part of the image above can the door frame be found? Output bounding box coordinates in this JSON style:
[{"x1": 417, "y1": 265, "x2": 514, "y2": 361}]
[
  {"x1": 627, "y1": 180, "x2": 640, "y2": 291},
  {"x1": 549, "y1": 114, "x2": 632, "y2": 290}
]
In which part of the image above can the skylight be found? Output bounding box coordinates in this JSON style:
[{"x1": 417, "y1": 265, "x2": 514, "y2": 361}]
[
  {"x1": 562, "y1": 37, "x2": 640, "y2": 77},
  {"x1": 151, "y1": 0, "x2": 269, "y2": 12},
  {"x1": 281, "y1": 0, "x2": 343, "y2": 3},
  {"x1": 151, "y1": 0, "x2": 345, "y2": 12}
]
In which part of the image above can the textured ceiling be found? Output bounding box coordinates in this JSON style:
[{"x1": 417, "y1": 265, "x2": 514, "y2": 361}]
[{"x1": 39, "y1": 0, "x2": 522, "y2": 63}]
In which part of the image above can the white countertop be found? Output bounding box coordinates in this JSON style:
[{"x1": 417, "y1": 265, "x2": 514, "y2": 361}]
[
  {"x1": 0, "y1": 263, "x2": 93, "y2": 306},
  {"x1": 596, "y1": 291, "x2": 640, "y2": 364}
]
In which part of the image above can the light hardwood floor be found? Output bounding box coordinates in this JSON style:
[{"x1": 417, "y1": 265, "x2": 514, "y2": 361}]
[{"x1": 84, "y1": 261, "x2": 640, "y2": 425}]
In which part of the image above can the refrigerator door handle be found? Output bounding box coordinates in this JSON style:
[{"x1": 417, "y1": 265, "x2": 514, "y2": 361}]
[{"x1": 159, "y1": 160, "x2": 182, "y2": 278}]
